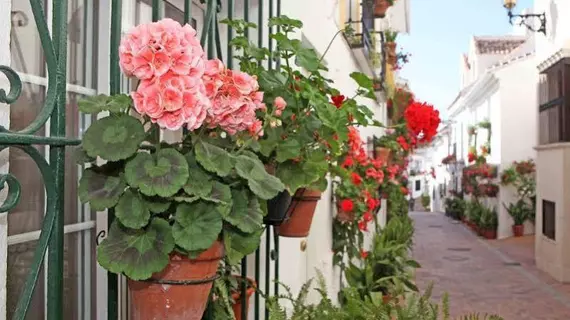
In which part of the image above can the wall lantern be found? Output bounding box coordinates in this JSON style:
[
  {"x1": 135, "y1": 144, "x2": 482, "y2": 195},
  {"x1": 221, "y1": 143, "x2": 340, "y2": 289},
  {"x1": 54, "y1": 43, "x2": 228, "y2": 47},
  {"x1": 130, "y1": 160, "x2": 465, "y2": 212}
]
[{"x1": 503, "y1": 0, "x2": 546, "y2": 35}]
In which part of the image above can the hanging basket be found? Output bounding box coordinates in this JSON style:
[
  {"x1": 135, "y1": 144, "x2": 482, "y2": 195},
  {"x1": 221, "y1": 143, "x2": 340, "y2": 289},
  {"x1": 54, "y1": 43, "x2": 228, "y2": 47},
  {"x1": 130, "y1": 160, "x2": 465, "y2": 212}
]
[
  {"x1": 374, "y1": 0, "x2": 393, "y2": 18},
  {"x1": 264, "y1": 190, "x2": 293, "y2": 226},
  {"x1": 128, "y1": 240, "x2": 224, "y2": 320},
  {"x1": 231, "y1": 277, "x2": 257, "y2": 320},
  {"x1": 278, "y1": 189, "x2": 322, "y2": 238}
]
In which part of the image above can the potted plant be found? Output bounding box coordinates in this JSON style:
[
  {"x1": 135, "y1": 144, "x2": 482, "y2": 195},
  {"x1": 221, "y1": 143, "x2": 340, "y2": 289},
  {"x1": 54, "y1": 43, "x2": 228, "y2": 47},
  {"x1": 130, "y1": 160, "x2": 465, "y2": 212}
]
[
  {"x1": 226, "y1": 17, "x2": 379, "y2": 234},
  {"x1": 504, "y1": 199, "x2": 531, "y2": 237},
  {"x1": 479, "y1": 206, "x2": 498, "y2": 239},
  {"x1": 374, "y1": 0, "x2": 397, "y2": 18},
  {"x1": 373, "y1": 134, "x2": 398, "y2": 163},
  {"x1": 384, "y1": 30, "x2": 398, "y2": 65},
  {"x1": 420, "y1": 193, "x2": 430, "y2": 211},
  {"x1": 77, "y1": 18, "x2": 286, "y2": 319},
  {"x1": 208, "y1": 264, "x2": 257, "y2": 320}
]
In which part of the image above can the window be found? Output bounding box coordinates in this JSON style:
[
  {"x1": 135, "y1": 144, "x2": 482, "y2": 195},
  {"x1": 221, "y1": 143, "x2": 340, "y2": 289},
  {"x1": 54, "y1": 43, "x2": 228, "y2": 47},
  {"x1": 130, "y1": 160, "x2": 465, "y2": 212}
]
[
  {"x1": 415, "y1": 180, "x2": 421, "y2": 191},
  {"x1": 539, "y1": 58, "x2": 570, "y2": 144},
  {"x1": 543, "y1": 200, "x2": 556, "y2": 240}
]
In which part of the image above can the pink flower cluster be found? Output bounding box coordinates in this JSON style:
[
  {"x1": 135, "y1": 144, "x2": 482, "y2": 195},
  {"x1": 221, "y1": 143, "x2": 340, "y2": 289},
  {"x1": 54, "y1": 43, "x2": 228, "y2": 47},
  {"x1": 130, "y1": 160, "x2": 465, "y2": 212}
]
[
  {"x1": 273, "y1": 97, "x2": 287, "y2": 116},
  {"x1": 119, "y1": 19, "x2": 265, "y2": 134},
  {"x1": 202, "y1": 59, "x2": 266, "y2": 135}
]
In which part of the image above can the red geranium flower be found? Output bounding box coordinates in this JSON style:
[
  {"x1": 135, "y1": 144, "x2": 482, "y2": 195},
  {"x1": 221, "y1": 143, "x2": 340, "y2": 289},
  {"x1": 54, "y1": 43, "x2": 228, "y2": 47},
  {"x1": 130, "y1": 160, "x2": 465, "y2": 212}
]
[
  {"x1": 342, "y1": 156, "x2": 354, "y2": 168},
  {"x1": 400, "y1": 186, "x2": 409, "y2": 195},
  {"x1": 331, "y1": 95, "x2": 346, "y2": 108},
  {"x1": 363, "y1": 211, "x2": 374, "y2": 222},
  {"x1": 404, "y1": 101, "x2": 441, "y2": 143},
  {"x1": 360, "y1": 249, "x2": 369, "y2": 259},
  {"x1": 351, "y1": 172, "x2": 363, "y2": 185},
  {"x1": 358, "y1": 220, "x2": 368, "y2": 232},
  {"x1": 397, "y1": 135, "x2": 409, "y2": 151},
  {"x1": 468, "y1": 152, "x2": 476, "y2": 163},
  {"x1": 340, "y1": 199, "x2": 354, "y2": 212},
  {"x1": 366, "y1": 198, "x2": 380, "y2": 211}
]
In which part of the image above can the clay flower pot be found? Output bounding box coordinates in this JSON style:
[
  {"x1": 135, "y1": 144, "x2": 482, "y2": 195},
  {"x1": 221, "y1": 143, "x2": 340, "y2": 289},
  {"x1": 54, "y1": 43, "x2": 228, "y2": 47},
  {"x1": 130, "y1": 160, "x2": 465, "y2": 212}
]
[
  {"x1": 375, "y1": 147, "x2": 391, "y2": 163},
  {"x1": 278, "y1": 189, "x2": 322, "y2": 238},
  {"x1": 374, "y1": 0, "x2": 392, "y2": 18},
  {"x1": 512, "y1": 224, "x2": 525, "y2": 237},
  {"x1": 231, "y1": 277, "x2": 256, "y2": 320},
  {"x1": 483, "y1": 229, "x2": 497, "y2": 240},
  {"x1": 384, "y1": 42, "x2": 397, "y2": 65},
  {"x1": 264, "y1": 190, "x2": 293, "y2": 225},
  {"x1": 128, "y1": 240, "x2": 224, "y2": 320}
]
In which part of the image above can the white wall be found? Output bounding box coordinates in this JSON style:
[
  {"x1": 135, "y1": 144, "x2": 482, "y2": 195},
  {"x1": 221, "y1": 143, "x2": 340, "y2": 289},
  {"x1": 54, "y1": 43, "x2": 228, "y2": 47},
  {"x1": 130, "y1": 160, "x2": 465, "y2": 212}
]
[
  {"x1": 0, "y1": 0, "x2": 11, "y2": 317},
  {"x1": 534, "y1": 0, "x2": 570, "y2": 61}
]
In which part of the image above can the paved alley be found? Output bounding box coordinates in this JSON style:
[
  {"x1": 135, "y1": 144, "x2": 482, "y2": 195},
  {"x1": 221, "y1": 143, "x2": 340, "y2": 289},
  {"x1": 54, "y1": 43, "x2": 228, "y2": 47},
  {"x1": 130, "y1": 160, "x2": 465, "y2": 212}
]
[{"x1": 412, "y1": 212, "x2": 570, "y2": 320}]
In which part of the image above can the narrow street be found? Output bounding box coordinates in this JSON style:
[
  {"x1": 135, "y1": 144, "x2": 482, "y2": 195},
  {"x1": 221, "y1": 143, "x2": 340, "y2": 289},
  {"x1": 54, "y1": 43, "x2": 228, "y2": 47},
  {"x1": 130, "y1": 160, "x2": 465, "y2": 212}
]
[{"x1": 412, "y1": 212, "x2": 570, "y2": 320}]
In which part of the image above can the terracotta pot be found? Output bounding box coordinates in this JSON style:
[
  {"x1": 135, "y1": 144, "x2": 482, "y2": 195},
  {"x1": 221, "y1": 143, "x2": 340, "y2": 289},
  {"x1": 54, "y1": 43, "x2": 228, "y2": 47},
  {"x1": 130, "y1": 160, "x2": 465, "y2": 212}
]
[
  {"x1": 382, "y1": 294, "x2": 391, "y2": 304},
  {"x1": 278, "y1": 189, "x2": 322, "y2": 238},
  {"x1": 374, "y1": 0, "x2": 392, "y2": 18},
  {"x1": 128, "y1": 240, "x2": 224, "y2": 320},
  {"x1": 483, "y1": 229, "x2": 497, "y2": 240},
  {"x1": 336, "y1": 205, "x2": 356, "y2": 222},
  {"x1": 375, "y1": 147, "x2": 391, "y2": 163},
  {"x1": 512, "y1": 224, "x2": 525, "y2": 237},
  {"x1": 231, "y1": 277, "x2": 256, "y2": 320},
  {"x1": 385, "y1": 42, "x2": 397, "y2": 65}
]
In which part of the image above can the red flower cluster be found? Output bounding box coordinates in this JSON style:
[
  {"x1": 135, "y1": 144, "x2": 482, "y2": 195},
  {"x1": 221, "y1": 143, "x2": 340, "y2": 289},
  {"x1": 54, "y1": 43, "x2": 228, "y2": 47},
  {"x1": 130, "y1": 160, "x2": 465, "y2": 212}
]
[
  {"x1": 340, "y1": 199, "x2": 354, "y2": 212},
  {"x1": 397, "y1": 135, "x2": 409, "y2": 151},
  {"x1": 515, "y1": 160, "x2": 535, "y2": 175},
  {"x1": 331, "y1": 95, "x2": 346, "y2": 108},
  {"x1": 467, "y1": 151, "x2": 477, "y2": 163},
  {"x1": 404, "y1": 101, "x2": 441, "y2": 143}
]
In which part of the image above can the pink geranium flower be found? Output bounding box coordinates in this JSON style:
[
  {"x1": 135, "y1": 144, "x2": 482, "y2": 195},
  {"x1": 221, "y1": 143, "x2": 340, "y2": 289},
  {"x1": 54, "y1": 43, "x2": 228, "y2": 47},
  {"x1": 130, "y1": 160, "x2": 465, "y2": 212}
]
[{"x1": 202, "y1": 59, "x2": 266, "y2": 135}]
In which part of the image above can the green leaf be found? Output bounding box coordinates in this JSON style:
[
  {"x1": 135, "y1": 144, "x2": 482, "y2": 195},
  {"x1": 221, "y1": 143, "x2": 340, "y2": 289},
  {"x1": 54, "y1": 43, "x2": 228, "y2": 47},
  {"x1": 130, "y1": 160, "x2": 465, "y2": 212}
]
[
  {"x1": 224, "y1": 189, "x2": 264, "y2": 232},
  {"x1": 115, "y1": 189, "x2": 150, "y2": 229},
  {"x1": 143, "y1": 196, "x2": 172, "y2": 213},
  {"x1": 78, "y1": 168, "x2": 126, "y2": 211},
  {"x1": 194, "y1": 140, "x2": 234, "y2": 177},
  {"x1": 203, "y1": 182, "x2": 233, "y2": 217},
  {"x1": 295, "y1": 47, "x2": 320, "y2": 72},
  {"x1": 275, "y1": 139, "x2": 301, "y2": 163},
  {"x1": 350, "y1": 72, "x2": 373, "y2": 90},
  {"x1": 78, "y1": 94, "x2": 109, "y2": 114},
  {"x1": 106, "y1": 94, "x2": 132, "y2": 113},
  {"x1": 97, "y1": 218, "x2": 175, "y2": 280},
  {"x1": 234, "y1": 154, "x2": 285, "y2": 200},
  {"x1": 276, "y1": 161, "x2": 319, "y2": 192},
  {"x1": 172, "y1": 201, "x2": 223, "y2": 251},
  {"x1": 183, "y1": 153, "x2": 213, "y2": 197},
  {"x1": 125, "y1": 148, "x2": 189, "y2": 197},
  {"x1": 268, "y1": 15, "x2": 303, "y2": 29},
  {"x1": 224, "y1": 226, "x2": 264, "y2": 265},
  {"x1": 258, "y1": 70, "x2": 287, "y2": 91},
  {"x1": 83, "y1": 115, "x2": 146, "y2": 161},
  {"x1": 73, "y1": 146, "x2": 96, "y2": 165}
]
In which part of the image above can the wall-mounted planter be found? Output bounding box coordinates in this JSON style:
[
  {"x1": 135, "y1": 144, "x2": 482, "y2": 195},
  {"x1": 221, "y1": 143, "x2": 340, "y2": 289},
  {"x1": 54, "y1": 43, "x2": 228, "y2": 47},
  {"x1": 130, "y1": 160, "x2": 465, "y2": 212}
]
[
  {"x1": 278, "y1": 189, "x2": 322, "y2": 238},
  {"x1": 385, "y1": 42, "x2": 397, "y2": 65},
  {"x1": 374, "y1": 0, "x2": 394, "y2": 18},
  {"x1": 265, "y1": 190, "x2": 293, "y2": 226}
]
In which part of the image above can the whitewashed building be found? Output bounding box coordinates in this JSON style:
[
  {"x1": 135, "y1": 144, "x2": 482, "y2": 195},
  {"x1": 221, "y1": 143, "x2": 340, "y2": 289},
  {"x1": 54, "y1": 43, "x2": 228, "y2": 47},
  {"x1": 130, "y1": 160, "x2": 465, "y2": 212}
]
[
  {"x1": 0, "y1": 0, "x2": 410, "y2": 318},
  {"x1": 440, "y1": 32, "x2": 538, "y2": 239}
]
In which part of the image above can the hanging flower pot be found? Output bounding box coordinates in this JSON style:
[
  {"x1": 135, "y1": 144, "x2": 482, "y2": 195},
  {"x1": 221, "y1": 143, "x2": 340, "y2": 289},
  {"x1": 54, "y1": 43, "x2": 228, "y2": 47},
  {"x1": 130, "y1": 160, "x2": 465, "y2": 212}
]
[
  {"x1": 128, "y1": 241, "x2": 224, "y2": 320},
  {"x1": 385, "y1": 42, "x2": 397, "y2": 65},
  {"x1": 264, "y1": 190, "x2": 293, "y2": 225},
  {"x1": 375, "y1": 147, "x2": 391, "y2": 163},
  {"x1": 278, "y1": 189, "x2": 322, "y2": 238},
  {"x1": 512, "y1": 224, "x2": 525, "y2": 237},
  {"x1": 231, "y1": 277, "x2": 256, "y2": 320},
  {"x1": 374, "y1": 0, "x2": 393, "y2": 18}
]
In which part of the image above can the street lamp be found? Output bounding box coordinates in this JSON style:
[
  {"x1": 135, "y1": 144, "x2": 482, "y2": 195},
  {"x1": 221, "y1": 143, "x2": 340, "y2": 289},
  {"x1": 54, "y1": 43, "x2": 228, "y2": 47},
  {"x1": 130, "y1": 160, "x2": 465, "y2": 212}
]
[{"x1": 503, "y1": 0, "x2": 546, "y2": 35}]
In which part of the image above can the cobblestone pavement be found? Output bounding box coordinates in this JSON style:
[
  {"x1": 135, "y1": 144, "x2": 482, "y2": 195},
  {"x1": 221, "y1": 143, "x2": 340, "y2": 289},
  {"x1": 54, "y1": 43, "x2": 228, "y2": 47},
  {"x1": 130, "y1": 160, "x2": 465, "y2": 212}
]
[{"x1": 411, "y1": 211, "x2": 570, "y2": 320}]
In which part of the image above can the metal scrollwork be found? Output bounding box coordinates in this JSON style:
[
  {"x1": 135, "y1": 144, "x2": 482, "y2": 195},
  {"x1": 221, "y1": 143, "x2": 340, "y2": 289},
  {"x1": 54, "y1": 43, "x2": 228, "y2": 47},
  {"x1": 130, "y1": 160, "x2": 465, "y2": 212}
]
[
  {"x1": 0, "y1": 172, "x2": 21, "y2": 212},
  {"x1": 0, "y1": 66, "x2": 22, "y2": 104}
]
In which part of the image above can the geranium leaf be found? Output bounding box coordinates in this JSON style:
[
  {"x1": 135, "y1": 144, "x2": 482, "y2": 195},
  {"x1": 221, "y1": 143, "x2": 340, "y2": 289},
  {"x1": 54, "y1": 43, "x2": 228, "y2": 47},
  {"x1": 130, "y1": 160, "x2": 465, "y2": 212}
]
[
  {"x1": 115, "y1": 189, "x2": 150, "y2": 229},
  {"x1": 78, "y1": 168, "x2": 126, "y2": 211},
  {"x1": 172, "y1": 201, "x2": 223, "y2": 251},
  {"x1": 234, "y1": 154, "x2": 285, "y2": 200},
  {"x1": 224, "y1": 189, "x2": 264, "y2": 233},
  {"x1": 275, "y1": 139, "x2": 301, "y2": 163},
  {"x1": 106, "y1": 94, "x2": 132, "y2": 113},
  {"x1": 142, "y1": 196, "x2": 172, "y2": 213},
  {"x1": 295, "y1": 47, "x2": 320, "y2": 72},
  {"x1": 195, "y1": 140, "x2": 234, "y2": 177},
  {"x1": 97, "y1": 218, "x2": 174, "y2": 280},
  {"x1": 202, "y1": 181, "x2": 233, "y2": 217},
  {"x1": 276, "y1": 161, "x2": 319, "y2": 192},
  {"x1": 78, "y1": 94, "x2": 109, "y2": 114},
  {"x1": 83, "y1": 115, "x2": 146, "y2": 161},
  {"x1": 258, "y1": 70, "x2": 287, "y2": 91},
  {"x1": 73, "y1": 146, "x2": 96, "y2": 165},
  {"x1": 350, "y1": 72, "x2": 373, "y2": 91},
  {"x1": 183, "y1": 153, "x2": 213, "y2": 197},
  {"x1": 125, "y1": 148, "x2": 189, "y2": 197},
  {"x1": 223, "y1": 226, "x2": 264, "y2": 265}
]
